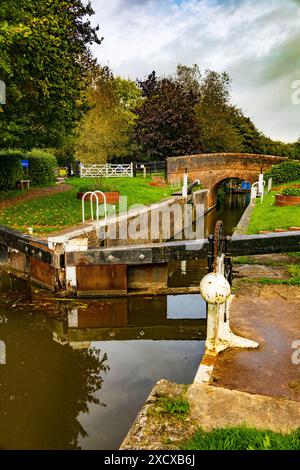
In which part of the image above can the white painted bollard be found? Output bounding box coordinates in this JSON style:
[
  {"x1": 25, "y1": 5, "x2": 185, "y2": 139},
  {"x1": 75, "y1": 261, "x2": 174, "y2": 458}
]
[
  {"x1": 182, "y1": 170, "x2": 188, "y2": 198},
  {"x1": 200, "y1": 259, "x2": 259, "y2": 354},
  {"x1": 268, "y1": 178, "x2": 272, "y2": 193},
  {"x1": 65, "y1": 238, "x2": 88, "y2": 292},
  {"x1": 250, "y1": 185, "x2": 257, "y2": 206},
  {"x1": 258, "y1": 173, "x2": 264, "y2": 196}
]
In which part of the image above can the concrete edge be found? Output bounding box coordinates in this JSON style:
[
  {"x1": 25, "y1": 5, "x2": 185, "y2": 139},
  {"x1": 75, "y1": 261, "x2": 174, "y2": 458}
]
[
  {"x1": 193, "y1": 351, "x2": 218, "y2": 385},
  {"x1": 232, "y1": 203, "x2": 255, "y2": 238},
  {"x1": 119, "y1": 379, "x2": 168, "y2": 450}
]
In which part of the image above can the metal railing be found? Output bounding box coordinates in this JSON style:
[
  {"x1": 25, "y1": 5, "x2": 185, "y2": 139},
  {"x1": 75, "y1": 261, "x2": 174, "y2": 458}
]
[{"x1": 82, "y1": 191, "x2": 108, "y2": 225}]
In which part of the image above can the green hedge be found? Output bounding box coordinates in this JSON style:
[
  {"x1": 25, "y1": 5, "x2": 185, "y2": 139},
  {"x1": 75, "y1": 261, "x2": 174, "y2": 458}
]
[
  {"x1": 0, "y1": 151, "x2": 24, "y2": 190},
  {"x1": 26, "y1": 149, "x2": 57, "y2": 186},
  {"x1": 281, "y1": 187, "x2": 300, "y2": 196},
  {"x1": 265, "y1": 161, "x2": 300, "y2": 184}
]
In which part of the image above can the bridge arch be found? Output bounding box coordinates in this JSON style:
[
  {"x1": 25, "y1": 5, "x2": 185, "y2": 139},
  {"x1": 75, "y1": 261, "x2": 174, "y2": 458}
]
[
  {"x1": 207, "y1": 174, "x2": 257, "y2": 208},
  {"x1": 167, "y1": 153, "x2": 286, "y2": 209}
]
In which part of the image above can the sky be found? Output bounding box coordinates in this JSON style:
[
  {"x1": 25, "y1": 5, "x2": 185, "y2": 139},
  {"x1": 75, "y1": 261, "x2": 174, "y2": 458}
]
[{"x1": 90, "y1": 0, "x2": 300, "y2": 143}]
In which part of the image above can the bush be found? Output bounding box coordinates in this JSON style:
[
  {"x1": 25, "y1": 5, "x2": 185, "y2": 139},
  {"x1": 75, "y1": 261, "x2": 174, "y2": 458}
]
[
  {"x1": 26, "y1": 149, "x2": 57, "y2": 186},
  {"x1": 54, "y1": 143, "x2": 76, "y2": 167},
  {"x1": 0, "y1": 150, "x2": 24, "y2": 190},
  {"x1": 265, "y1": 161, "x2": 300, "y2": 184},
  {"x1": 281, "y1": 188, "x2": 300, "y2": 196}
]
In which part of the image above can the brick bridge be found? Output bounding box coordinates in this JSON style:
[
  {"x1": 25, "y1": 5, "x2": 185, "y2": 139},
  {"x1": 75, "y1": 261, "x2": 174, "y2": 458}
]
[{"x1": 167, "y1": 153, "x2": 286, "y2": 208}]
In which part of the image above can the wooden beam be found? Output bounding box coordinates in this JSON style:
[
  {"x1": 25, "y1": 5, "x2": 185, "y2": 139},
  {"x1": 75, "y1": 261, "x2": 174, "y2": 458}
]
[
  {"x1": 68, "y1": 322, "x2": 207, "y2": 342},
  {"x1": 66, "y1": 232, "x2": 300, "y2": 266},
  {"x1": 0, "y1": 225, "x2": 53, "y2": 265},
  {"x1": 66, "y1": 239, "x2": 210, "y2": 265},
  {"x1": 229, "y1": 232, "x2": 300, "y2": 256}
]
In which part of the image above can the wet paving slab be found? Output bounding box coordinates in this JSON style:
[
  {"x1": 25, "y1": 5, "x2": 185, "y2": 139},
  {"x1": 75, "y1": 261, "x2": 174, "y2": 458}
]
[
  {"x1": 211, "y1": 294, "x2": 300, "y2": 402},
  {"x1": 233, "y1": 264, "x2": 289, "y2": 280}
]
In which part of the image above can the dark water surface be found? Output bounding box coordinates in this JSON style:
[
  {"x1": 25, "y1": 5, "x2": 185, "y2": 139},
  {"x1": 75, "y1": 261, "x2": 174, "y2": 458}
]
[
  {"x1": 0, "y1": 193, "x2": 248, "y2": 450},
  {"x1": 169, "y1": 193, "x2": 249, "y2": 287}
]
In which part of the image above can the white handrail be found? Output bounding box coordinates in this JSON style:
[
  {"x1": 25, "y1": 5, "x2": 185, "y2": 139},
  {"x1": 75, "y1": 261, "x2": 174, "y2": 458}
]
[
  {"x1": 82, "y1": 191, "x2": 107, "y2": 224},
  {"x1": 93, "y1": 191, "x2": 107, "y2": 224},
  {"x1": 82, "y1": 192, "x2": 95, "y2": 224}
]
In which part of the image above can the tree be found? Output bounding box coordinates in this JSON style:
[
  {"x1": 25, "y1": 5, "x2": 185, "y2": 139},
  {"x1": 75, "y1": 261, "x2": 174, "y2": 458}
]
[
  {"x1": 134, "y1": 73, "x2": 201, "y2": 160},
  {"x1": 194, "y1": 70, "x2": 243, "y2": 153},
  {"x1": 232, "y1": 113, "x2": 266, "y2": 154},
  {"x1": 175, "y1": 64, "x2": 201, "y2": 97},
  {"x1": 292, "y1": 138, "x2": 300, "y2": 160},
  {"x1": 0, "y1": 0, "x2": 101, "y2": 149},
  {"x1": 75, "y1": 67, "x2": 142, "y2": 163}
]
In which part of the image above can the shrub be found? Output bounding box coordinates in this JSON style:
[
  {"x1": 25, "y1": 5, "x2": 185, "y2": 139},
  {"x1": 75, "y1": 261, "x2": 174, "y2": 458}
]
[
  {"x1": 26, "y1": 149, "x2": 57, "y2": 186},
  {"x1": 0, "y1": 150, "x2": 24, "y2": 190},
  {"x1": 281, "y1": 188, "x2": 300, "y2": 196},
  {"x1": 265, "y1": 161, "x2": 300, "y2": 184},
  {"x1": 54, "y1": 143, "x2": 76, "y2": 167}
]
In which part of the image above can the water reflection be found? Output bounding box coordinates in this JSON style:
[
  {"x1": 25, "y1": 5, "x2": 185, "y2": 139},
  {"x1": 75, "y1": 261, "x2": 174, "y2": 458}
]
[
  {"x1": 0, "y1": 274, "x2": 205, "y2": 450},
  {"x1": 167, "y1": 295, "x2": 206, "y2": 319},
  {"x1": 78, "y1": 339, "x2": 204, "y2": 450},
  {"x1": 205, "y1": 192, "x2": 249, "y2": 237},
  {"x1": 0, "y1": 309, "x2": 109, "y2": 449}
]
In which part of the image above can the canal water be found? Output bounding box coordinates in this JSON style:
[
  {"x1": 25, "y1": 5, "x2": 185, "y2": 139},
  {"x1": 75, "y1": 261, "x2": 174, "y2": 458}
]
[{"x1": 0, "y1": 193, "x2": 248, "y2": 450}]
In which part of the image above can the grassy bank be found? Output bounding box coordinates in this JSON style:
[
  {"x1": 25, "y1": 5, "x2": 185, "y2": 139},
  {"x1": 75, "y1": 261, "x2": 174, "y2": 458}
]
[
  {"x1": 247, "y1": 181, "x2": 300, "y2": 234},
  {"x1": 0, "y1": 177, "x2": 173, "y2": 236},
  {"x1": 181, "y1": 427, "x2": 300, "y2": 450}
]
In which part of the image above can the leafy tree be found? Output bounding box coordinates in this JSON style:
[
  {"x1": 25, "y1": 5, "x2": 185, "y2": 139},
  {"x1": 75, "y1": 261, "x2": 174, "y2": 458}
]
[
  {"x1": 137, "y1": 71, "x2": 158, "y2": 98},
  {"x1": 292, "y1": 138, "x2": 300, "y2": 160},
  {"x1": 263, "y1": 137, "x2": 294, "y2": 158},
  {"x1": 195, "y1": 70, "x2": 243, "y2": 153},
  {"x1": 133, "y1": 65, "x2": 297, "y2": 161},
  {"x1": 232, "y1": 113, "x2": 266, "y2": 154},
  {"x1": 75, "y1": 67, "x2": 142, "y2": 163},
  {"x1": 175, "y1": 64, "x2": 201, "y2": 97},
  {"x1": 134, "y1": 73, "x2": 201, "y2": 160},
  {"x1": 0, "y1": 0, "x2": 101, "y2": 149}
]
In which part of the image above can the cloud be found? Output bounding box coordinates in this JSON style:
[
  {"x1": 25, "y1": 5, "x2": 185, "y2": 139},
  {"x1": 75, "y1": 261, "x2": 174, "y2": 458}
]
[{"x1": 91, "y1": 0, "x2": 300, "y2": 142}]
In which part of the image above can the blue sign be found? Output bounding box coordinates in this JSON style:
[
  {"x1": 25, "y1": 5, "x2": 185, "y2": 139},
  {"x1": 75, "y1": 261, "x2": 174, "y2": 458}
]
[
  {"x1": 21, "y1": 160, "x2": 29, "y2": 169},
  {"x1": 241, "y1": 181, "x2": 251, "y2": 190}
]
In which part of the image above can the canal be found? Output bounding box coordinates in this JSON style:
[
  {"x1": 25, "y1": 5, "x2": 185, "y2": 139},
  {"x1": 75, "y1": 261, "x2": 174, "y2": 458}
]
[{"x1": 0, "y1": 193, "x2": 248, "y2": 450}]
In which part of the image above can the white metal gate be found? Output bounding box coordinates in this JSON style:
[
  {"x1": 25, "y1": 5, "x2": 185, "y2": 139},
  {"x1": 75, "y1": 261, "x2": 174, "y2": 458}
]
[{"x1": 80, "y1": 163, "x2": 133, "y2": 178}]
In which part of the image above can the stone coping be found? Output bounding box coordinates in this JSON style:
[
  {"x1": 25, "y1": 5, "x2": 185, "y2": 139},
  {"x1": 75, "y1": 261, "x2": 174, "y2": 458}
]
[{"x1": 48, "y1": 195, "x2": 184, "y2": 246}]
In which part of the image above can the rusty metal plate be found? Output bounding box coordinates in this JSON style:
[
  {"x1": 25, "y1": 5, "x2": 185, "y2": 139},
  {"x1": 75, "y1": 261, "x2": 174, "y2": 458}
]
[
  {"x1": 30, "y1": 258, "x2": 55, "y2": 289},
  {"x1": 76, "y1": 264, "x2": 127, "y2": 294}
]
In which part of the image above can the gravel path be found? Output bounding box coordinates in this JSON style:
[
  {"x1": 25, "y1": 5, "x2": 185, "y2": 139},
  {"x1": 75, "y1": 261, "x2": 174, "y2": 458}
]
[{"x1": 0, "y1": 183, "x2": 72, "y2": 211}]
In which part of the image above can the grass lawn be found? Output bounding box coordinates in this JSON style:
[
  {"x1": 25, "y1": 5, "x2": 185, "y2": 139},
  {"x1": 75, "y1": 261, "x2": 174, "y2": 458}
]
[
  {"x1": 181, "y1": 427, "x2": 300, "y2": 450},
  {"x1": 0, "y1": 177, "x2": 173, "y2": 236},
  {"x1": 67, "y1": 176, "x2": 173, "y2": 207},
  {"x1": 247, "y1": 181, "x2": 300, "y2": 234}
]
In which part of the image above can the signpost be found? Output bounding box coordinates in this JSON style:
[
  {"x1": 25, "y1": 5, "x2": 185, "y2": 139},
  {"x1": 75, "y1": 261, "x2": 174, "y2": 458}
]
[{"x1": 21, "y1": 160, "x2": 29, "y2": 169}]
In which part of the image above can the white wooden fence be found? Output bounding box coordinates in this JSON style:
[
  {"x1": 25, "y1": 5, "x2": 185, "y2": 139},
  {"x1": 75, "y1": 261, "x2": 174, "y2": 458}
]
[{"x1": 80, "y1": 163, "x2": 134, "y2": 178}]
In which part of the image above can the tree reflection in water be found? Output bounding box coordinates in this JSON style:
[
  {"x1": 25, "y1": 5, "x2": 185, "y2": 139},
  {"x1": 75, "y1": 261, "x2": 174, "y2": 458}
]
[{"x1": 0, "y1": 309, "x2": 109, "y2": 450}]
